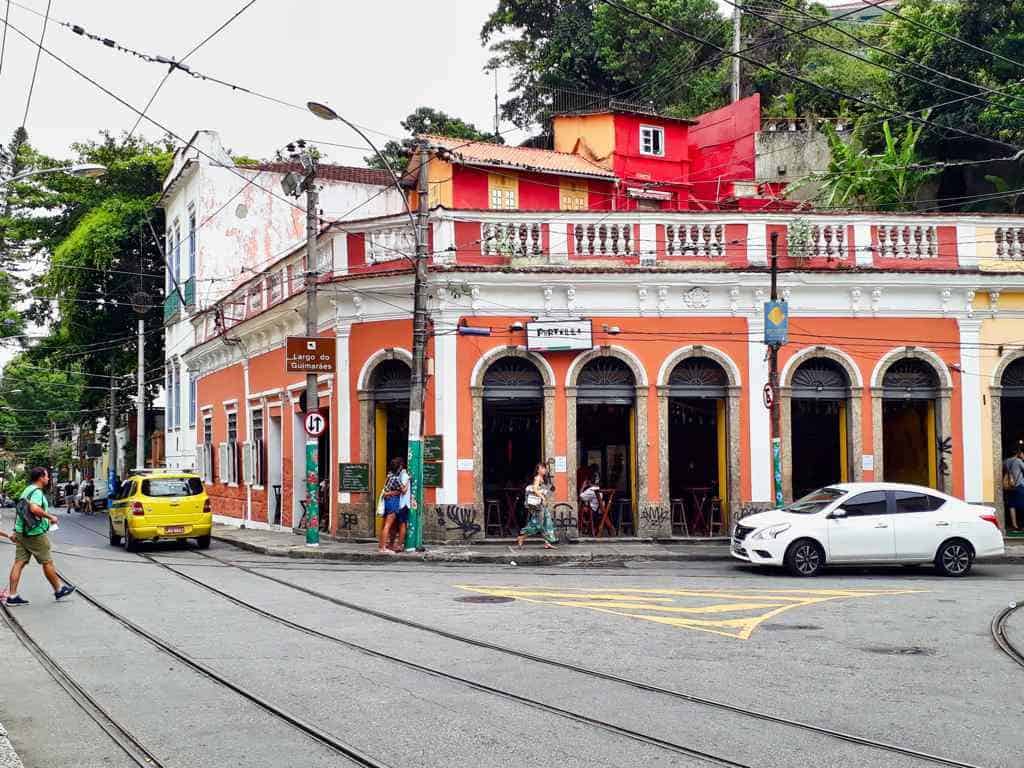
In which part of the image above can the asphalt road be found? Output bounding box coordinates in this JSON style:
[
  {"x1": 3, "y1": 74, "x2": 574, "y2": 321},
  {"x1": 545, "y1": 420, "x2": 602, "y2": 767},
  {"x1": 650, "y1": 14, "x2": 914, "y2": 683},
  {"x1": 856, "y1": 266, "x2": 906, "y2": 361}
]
[{"x1": 0, "y1": 507, "x2": 1021, "y2": 768}]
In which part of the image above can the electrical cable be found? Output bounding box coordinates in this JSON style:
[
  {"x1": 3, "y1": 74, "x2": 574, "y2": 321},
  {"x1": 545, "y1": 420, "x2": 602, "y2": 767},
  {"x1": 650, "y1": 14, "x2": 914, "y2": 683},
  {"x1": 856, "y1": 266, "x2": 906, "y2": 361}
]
[
  {"x1": 597, "y1": 0, "x2": 1021, "y2": 152},
  {"x1": 126, "y1": 0, "x2": 258, "y2": 141},
  {"x1": 0, "y1": 0, "x2": 10, "y2": 74},
  {"x1": 19, "y1": 0, "x2": 50, "y2": 127},
  {"x1": 860, "y1": 0, "x2": 1024, "y2": 72}
]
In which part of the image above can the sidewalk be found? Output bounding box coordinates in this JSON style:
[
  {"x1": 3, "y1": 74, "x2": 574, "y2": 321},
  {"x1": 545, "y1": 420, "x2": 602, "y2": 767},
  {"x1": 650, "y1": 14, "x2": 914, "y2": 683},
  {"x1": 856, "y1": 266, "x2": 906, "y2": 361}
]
[
  {"x1": 212, "y1": 525, "x2": 731, "y2": 565},
  {"x1": 0, "y1": 722, "x2": 24, "y2": 768},
  {"x1": 211, "y1": 524, "x2": 1024, "y2": 565}
]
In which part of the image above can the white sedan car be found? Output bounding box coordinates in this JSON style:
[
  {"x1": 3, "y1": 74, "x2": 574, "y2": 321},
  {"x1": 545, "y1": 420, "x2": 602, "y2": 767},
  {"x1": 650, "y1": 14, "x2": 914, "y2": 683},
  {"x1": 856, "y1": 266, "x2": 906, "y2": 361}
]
[{"x1": 731, "y1": 482, "x2": 1004, "y2": 577}]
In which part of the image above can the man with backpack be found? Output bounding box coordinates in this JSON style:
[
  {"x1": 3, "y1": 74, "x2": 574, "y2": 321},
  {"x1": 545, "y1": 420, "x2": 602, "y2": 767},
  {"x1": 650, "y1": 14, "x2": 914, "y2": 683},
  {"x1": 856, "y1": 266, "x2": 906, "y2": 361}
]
[{"x1": 6, "y1": 467, "x2": 76, "y2": 606}]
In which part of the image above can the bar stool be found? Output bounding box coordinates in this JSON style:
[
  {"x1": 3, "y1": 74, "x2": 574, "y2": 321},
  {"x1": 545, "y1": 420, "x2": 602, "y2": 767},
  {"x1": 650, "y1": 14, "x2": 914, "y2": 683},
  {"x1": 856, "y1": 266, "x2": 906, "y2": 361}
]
[
  {"x1": 670, "y1": 498, "x2": 688, "y2": 537},
  {"x1": 708, "y1": 498, "x2": 725, "y2": 537},
  {"x1": 616, "y1": 499, "x2": 634, "y2": 536},
  {"x1": 484, "y1": 499, "x2": 502, "y2": 537}
]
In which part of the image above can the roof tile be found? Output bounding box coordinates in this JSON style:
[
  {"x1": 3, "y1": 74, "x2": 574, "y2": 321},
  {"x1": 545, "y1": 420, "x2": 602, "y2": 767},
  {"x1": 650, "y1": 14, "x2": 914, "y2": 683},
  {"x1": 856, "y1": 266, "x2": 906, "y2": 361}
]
[
  {"x1": 240, "y1": 161, "x2": 394, "y2": 186},
  {"x1": 422, "y1": 135, "x2": 616, "y2": 179}
]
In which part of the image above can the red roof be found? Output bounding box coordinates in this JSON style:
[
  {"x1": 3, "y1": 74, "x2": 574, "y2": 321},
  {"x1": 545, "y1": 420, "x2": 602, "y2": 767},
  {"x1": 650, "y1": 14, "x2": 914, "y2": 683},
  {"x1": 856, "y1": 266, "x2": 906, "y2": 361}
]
[
  {"x1": 240, "y1": 161, "x2": 394, "y2": 186},
  {"x1": 422, "y1": 135, "x2": 616, "y2": 180}
]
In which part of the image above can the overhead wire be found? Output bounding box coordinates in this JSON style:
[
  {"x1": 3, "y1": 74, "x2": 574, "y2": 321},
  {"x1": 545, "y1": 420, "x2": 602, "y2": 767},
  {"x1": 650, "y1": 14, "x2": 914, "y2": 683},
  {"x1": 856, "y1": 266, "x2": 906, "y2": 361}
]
[
  {"x1": 0, "y1": 0, "x2": 10, "y2": 74},
  {"x1": 126, "y1": 0, "x2": 258, "y2": 140},
  {"x1": 19, "y1": 0, "x2": 50, "y2": 127},
  {"x1": 597, "y1": 0, "x2": 1021, "y2": 153}
]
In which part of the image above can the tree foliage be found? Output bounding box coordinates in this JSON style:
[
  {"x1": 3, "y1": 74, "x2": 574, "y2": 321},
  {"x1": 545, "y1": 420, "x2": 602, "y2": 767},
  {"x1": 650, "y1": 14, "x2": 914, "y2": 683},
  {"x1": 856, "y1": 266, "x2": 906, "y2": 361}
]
[
  {"x1": 0, "y1": 130, "x2": 172, "y2": 469},
  {"x1": 367, "y1": 107, "x2": 503, "y2": 170}
]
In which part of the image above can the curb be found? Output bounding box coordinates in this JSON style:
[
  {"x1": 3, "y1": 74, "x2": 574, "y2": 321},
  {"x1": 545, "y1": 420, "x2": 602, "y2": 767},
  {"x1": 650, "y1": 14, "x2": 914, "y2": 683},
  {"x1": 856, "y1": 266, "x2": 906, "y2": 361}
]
[
  {"x1": 0, "y1": 722, "x2": 25, "y2": 768},
  {"x1": 212, "y1": 532, "x2": 1024, "y2": 566}
]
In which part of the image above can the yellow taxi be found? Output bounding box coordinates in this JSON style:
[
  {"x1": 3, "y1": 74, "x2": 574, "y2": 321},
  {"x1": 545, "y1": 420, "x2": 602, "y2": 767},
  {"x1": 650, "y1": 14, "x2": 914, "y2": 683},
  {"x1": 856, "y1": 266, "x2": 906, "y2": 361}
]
[{"x1": 108, "y1": 470, "x2": 212, "y2": 551}]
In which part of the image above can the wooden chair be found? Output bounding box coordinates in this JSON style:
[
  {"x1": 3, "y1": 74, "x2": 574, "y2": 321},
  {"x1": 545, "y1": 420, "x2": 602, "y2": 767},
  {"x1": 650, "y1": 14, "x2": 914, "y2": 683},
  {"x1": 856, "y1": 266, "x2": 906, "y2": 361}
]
[{"x1": 670, "y1": 498, "x2": 688, "y2": 537}]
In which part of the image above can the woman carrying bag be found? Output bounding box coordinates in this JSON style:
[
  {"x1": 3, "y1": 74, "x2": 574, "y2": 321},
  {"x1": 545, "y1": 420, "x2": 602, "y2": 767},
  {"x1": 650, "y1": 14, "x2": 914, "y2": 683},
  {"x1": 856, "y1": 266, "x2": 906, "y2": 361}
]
[
  {"x1": 511, "y1": 462, "x2": 558, "y2": 550},
  {"x1": 377, "y1": 458, "x2": 406, "y2": 554}
]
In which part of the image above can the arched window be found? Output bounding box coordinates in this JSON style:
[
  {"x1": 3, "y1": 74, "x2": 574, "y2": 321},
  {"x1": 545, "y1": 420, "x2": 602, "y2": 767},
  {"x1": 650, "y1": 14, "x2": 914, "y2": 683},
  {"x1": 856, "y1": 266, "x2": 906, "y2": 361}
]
[
  {"x1": 792, "y1": 358, "x2": 850, "y2": 400},
  {"x1": 668, "y1": 357, "x2": 728, "y2": 398},
  {"x1": 577, "y1": 357, "x2": 636, "y2": 404},
  {"x1": 482, "y1": 357, "x2": 543, "y2": 400},
  {"x1": 1002, "y1": 358, "x2": 1024, "y2": 398},
  {"x1": 370, "y1": 359, "x2": 410, "y2": 402},
  {"x1": 882, "y1": 358, "x2": 939, "y2": 399}
]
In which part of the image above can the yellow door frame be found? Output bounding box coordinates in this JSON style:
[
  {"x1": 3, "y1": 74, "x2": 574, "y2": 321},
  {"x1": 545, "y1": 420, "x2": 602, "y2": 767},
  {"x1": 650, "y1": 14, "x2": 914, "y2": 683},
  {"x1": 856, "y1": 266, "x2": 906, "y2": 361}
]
[
  {"x1": 838, "y1": 400, "x2": 849, "y2": 482},
  {"x1": 716, "y1": 399, "x2": 728, "y2": 523},
  {"x1": 374, "y1": 403, "x2": 387, "y2": 535},
  {"x1": 629, "y1": 404, "x2": 638, "y2": 532},
  {"x1": 926, "y1": 400, "x2": 937, "y2": 488}
]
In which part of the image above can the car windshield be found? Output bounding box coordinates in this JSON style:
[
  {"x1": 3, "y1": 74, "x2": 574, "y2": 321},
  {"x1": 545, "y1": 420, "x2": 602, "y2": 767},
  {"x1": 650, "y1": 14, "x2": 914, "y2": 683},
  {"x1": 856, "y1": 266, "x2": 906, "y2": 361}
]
[
  {"x1": 782, "y1": 487, "x2": 845, "y2": 514},
  {"x1": 141, "y1": 478, "x2": 203, "y2": 497}
]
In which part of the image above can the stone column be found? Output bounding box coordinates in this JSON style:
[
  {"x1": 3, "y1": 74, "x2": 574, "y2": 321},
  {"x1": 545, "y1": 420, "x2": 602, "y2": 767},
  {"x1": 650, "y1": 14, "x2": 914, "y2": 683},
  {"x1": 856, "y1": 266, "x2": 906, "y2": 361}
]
[
  {"x1": 871, "y1": 391, "x2": 884, "y2": 481},
  {"x1": 657, "y1": 385, "x2": 670, "y2": 504},
  {"x1": 991, "y1": 385, "x2": 1006, "y2": 526},
  {"x1": 939, "y1": 388, "x2": 954, "y2": 495},
  {"x1": 849, "y1": 387, "x2": 864, "y2": 482},
  {"x1": 565, "y1": 385, "x2": 579, "y2": 517},
  {"x1": 959, "y1": 319, "x2": 983, "y2": 502},
  {"x1": 726, "y1": 385, "x2": 742, "y2": 521},
  {"x1": 780, "y1": 386, "x2": 794, "y2": 503}
]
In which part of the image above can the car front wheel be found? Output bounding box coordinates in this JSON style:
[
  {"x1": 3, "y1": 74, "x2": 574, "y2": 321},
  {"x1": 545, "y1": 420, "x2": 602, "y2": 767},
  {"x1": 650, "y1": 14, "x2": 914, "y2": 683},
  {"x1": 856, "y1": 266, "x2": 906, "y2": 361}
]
[
  {"x1": 785, "y1": 539, "x2": 824, "y2": 577},
  {"x1": 935, "y1": 539, "x2": 973, "y2": 577}
]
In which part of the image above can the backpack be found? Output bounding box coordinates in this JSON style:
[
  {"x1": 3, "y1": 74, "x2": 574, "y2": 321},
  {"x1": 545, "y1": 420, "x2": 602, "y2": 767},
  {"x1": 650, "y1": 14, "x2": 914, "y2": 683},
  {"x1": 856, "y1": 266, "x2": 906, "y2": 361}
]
[{"x1": 16, "y1": 488, "x2": 43, "y2": 533}]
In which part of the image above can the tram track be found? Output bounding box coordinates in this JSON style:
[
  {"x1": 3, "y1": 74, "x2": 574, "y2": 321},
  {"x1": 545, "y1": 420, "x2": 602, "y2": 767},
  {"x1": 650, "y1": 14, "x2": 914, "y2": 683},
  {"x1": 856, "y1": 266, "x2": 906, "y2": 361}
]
[
  {"x1": 189, "y1": 548, "x2": 988, "y2": 768},
  {"x1": 53, "y1": 515, "x2": 1000, "y2": 766},
  {"x1": 0, "y1": 601, "x2": 166, "y2": 768},
  {"x1": 990, "y1": 601, "x2": 1024, "y2": 669},
  {"x1": 39, "y1": 572, "x2": 391, "y2": 768}
]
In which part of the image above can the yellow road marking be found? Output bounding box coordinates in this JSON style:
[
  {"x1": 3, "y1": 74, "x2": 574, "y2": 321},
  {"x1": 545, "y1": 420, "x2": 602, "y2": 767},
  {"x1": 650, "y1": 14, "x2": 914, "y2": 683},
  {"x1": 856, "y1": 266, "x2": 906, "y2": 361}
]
[{"x1": 456, "y1": 585, "x2": 925, "y2": 640}]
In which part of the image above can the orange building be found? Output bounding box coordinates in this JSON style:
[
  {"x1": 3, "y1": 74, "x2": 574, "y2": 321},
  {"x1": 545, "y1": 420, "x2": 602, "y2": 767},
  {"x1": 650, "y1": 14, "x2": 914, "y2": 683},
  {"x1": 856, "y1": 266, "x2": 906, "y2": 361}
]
[{"x1": 179, "y1": 104, "x2": 1024, "y2": 539}]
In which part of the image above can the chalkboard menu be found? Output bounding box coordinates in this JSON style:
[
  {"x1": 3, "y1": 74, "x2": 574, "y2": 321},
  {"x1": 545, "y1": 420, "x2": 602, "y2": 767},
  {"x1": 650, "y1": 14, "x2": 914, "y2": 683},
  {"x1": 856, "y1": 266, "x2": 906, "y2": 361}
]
[
  {"x1": 423, "y1": 461, "x2": 443, "y2": 487},
  {"x1": 423, "y1": 434, "x2": 443, "y2": 462},
  {"x1": 339, "y1": 463, "x2": 370, "y2": 492}
]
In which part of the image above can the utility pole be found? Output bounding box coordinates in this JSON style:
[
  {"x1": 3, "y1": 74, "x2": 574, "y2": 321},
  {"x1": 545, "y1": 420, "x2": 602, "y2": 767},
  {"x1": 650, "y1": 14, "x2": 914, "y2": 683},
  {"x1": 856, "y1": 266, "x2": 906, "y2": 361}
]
[
  {"x1": 136, "y1": 319, "x2": 145, "y2": 469},
  {"x1": 302, "y1": 147, "x2": 321, "y2": 547},
  {"x1": 731, "y1": 0, "x2": 742, "y2": 103},
  {"x1": 403, "y1": 143, "x2": 431, "y2": 552},
  {"x1": 768, "y1": 232, "x2": 782, "y2": 507},
  {"x1": 107, "y1": 369, "x2": 117, "y2": 509}
]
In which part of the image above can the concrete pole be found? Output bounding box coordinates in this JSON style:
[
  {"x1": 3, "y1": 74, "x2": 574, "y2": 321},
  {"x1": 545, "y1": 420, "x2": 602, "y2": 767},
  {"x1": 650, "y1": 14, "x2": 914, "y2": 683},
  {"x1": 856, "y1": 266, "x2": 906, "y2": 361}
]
[
  {"x1": 769, "y1": 231, "x2": 782, "y2": 507},
  {"x1": 136, "y1": 319, "x2": 145, "y2": 470},
  {"x1": 108, "y1": 369, "x2": 117, "y2": 508},
  {"x1": 303, "y1": 158, "x2": 320, "y2": 546},
  {"x1": 404, "y1": 143, "x2": 431, "y2": 551},
  {"x1": 731, "y1": 0, "x2": 742, "y2": 103}
]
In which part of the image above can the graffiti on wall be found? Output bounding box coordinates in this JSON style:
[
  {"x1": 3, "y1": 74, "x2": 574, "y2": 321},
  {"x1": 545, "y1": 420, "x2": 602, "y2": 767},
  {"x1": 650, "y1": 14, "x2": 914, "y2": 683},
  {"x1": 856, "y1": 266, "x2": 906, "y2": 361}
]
[
  {"x1": 439, "y1": 505, "x2": 482, "y2": 539},
  {"x1": 638, "y1": 504, "x2": 671, "y2": 530},
  {"x1": 339, "y1": 513, "x2": 359, "y2": 531}
]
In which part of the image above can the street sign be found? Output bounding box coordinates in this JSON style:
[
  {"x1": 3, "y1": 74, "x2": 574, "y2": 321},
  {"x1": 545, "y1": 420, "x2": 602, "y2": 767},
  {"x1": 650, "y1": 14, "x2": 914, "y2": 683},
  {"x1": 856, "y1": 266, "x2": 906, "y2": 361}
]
[
  {"x1": 286, "y1": 336, "x2": 337, "y2": 374},
  {"x1": 423, "y1": 434, "x2": 443, "y2": 462},
  {"x1": 764, "y1": 301, "x2": 789, "y2": 346},
  {"x1": 339, "y1": 463, "x2": 369, "y2": 492},
  {"x1": 304, "y1": 411, "x2": 326, "y2": 437},
  {"x1": 526, "y1": 319, "x2": 593, "y2": 352},
  {"x1": 762, "y1": 383, "x2": 775, "y2": 410}
]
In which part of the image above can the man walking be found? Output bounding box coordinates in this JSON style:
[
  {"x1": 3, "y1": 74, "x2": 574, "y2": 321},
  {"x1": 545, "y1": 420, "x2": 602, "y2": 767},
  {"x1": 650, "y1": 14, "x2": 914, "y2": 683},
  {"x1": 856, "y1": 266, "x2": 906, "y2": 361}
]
[
  {"x1": 6, "y1": 467, "x2": 76, "y2": 606},
  {"x1": 1003, "y1": 446, "x2": 1024, "y2": 532}
]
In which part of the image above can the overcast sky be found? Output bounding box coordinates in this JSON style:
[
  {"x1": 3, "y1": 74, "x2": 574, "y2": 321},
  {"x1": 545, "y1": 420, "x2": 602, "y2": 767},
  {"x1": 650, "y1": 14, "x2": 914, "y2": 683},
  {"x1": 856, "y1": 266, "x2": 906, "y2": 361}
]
[
  {"x1": 0, "y1": 0, "x2": 525, "y2": 166},
  {"x1": 0, "y1": 0, "x2": 860, "y2": 165}
]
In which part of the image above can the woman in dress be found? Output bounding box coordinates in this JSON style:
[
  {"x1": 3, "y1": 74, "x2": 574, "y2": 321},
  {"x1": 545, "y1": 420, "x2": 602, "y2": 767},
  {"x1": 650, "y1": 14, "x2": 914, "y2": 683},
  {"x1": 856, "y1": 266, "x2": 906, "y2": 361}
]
[{"x1": 512, "y1": 462, "x2": 557, "y2": 550}]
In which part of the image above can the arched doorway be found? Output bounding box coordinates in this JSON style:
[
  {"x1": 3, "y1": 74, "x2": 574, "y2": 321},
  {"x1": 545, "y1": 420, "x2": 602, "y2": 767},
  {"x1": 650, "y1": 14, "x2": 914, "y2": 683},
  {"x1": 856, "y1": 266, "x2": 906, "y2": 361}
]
[
  {"x1": 481, "y1": 357, "x2": 545, "y2": 535},
  {"x1": 368, "y1": 358, "x2": 410, "y2": 534},
  {"x1": 667, "y1": 357, "x2": 728, "y2": 535},
  {"x1": 576, "y1": 357, "x2": 637, "y2": 536},
  {"x1": 790, "y1": 358, "x2": 851, "y2": 498},
  {"x1": 1000, "y1": 357, "x2": 1024, "y2": 488},
  {"x1": 881, "y1": 358, "x2": 940, "y2": 488}
]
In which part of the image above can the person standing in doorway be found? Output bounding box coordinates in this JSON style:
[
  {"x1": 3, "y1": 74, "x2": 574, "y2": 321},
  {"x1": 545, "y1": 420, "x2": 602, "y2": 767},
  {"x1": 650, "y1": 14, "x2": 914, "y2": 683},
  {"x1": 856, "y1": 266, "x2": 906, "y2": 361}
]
[
  {"x1": 512, "y1": 462, "x2": 557, "y2": 550},
  {"x1": 390, "y1": 458, "x2": 411, "y2": 552},
  {"x1": 378, "y1": 458, "x2": 409, "y2": 554},
  {"x1": 6, "y1": 467, "x2": 76, "y2": 606},
  {"x1": 1003, "y1": 446, "x2": 1024, "y2": 531}
]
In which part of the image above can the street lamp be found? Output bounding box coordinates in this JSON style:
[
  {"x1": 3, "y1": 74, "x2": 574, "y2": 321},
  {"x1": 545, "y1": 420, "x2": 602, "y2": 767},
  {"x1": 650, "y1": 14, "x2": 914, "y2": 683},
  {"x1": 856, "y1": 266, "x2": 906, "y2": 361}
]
[
  {"x1": 307, "y1": 100, "x2": 429, "y2": 551},
  {"x1": 1, "y1": 163, "x2": 107, "y2": 187}
]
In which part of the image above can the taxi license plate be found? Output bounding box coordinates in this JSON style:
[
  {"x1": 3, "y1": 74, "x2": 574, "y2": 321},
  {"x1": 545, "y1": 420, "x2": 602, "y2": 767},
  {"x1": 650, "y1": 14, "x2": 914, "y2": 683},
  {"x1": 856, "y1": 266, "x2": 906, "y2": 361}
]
[{"x1": 165, "y1": 526, "x2": 185, "y2": 534}]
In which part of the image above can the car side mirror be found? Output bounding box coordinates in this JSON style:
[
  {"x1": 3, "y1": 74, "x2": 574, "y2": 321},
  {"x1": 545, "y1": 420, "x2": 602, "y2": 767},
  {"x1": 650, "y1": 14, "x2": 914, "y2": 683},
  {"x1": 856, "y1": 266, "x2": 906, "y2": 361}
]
[{"x1": 830, "y1": 508, "x2": 847, "y2": 519}]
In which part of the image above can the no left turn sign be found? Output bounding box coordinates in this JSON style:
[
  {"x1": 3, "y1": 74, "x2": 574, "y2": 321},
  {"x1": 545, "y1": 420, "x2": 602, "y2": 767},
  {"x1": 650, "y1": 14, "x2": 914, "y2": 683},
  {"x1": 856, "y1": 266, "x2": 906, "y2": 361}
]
[{"x1": 304, "y1": 412, "x2": 326, "y2": 437}]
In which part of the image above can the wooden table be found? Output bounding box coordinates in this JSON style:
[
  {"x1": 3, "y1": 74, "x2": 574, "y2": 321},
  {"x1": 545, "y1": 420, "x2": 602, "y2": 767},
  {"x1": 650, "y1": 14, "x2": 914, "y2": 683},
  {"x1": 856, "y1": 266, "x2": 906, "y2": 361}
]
[
  {"x1": 684, "y1": 486, "x2": 713, "y2": 537},
  {"x1": 595, "y1": 488, "x2": 618, "y2": 537}
]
